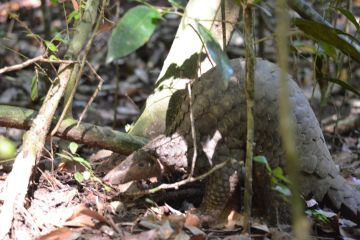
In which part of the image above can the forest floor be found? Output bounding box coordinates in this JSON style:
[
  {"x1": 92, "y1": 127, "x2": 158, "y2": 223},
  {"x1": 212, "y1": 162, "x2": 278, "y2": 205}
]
[{"x1": 0, "y1": 0, "x2": 360, "y2": 239}]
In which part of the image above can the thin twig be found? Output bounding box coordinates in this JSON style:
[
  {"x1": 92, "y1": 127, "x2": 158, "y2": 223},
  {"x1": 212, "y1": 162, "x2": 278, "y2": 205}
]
[
  {"x1": 126, "y1": 159, "x2": 240, "y2": 197},
  {"x1": 0, "y1": 56, "x2": 76, "y2": 75},
  {"x1": 76, "y1": 61, "x2": 105, "y2": 127},
  {"x1": 187, "y1": 84, "x2": 198, "y2": 178}
]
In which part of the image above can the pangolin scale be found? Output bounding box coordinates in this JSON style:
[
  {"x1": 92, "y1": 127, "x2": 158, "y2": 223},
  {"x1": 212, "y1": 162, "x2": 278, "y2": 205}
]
[{"x1": 104, "y1": 59, "x2": 360, "y2": 224}]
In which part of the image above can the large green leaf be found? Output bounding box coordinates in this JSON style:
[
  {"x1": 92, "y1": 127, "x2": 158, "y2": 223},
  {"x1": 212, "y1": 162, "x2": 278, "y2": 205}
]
[
  {"x1": 335, "y1": 7, "x2": 360, "y2": 32},
  {"x1": 196, "y1": 23, "x2": 234, "y2": 87},
  {"x1": 327, "y1": 78, "x2": 360, "y2": 97},
  {"x1": 293, "y1": 18, "x2": 360, "y2": 62},
  {"x1": 106, "y1": 5, "x2": 161, "y2": 63}
]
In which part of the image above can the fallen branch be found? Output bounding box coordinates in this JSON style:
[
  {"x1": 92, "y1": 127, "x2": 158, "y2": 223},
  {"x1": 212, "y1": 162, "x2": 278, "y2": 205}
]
[{"x1": 0, "y1": 105, "x2": 148, "y2": 154}]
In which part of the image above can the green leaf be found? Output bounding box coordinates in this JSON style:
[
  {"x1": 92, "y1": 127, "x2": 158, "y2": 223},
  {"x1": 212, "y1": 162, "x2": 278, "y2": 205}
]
[
  {"x1": 305, "y1": 209, "x2": 335, "y2": 223},
  {"x1": 67, "y1": 10, "x2": 81, "y2": 24},
  {"x1": 293, "y1": 18, "x2": 360, "y2": 62},
  {"x1": 26, "y1": 33, "x2": 41, "y2": 41},
  {"x1": 0, "y1": 136, "x2": 17, "y2": 159},
  {"x1": 273, "y1": 185, "x2": 291, "y2": 197},
  {"x1": 31, "y1": 74, "x2": 38, "y2": 101},
  {"x1": 103, "y1": 184, "x2": 112, "y2": 192},
  {"x1": 168, "y1": 0, "x2": 187, "y2": 9},
  {"x1": 44, "y1": 40, "x2": 58, "y2": 53},
  {"x1": 49, "y1": 55, "x2": 59, "y2": 60},
  {"x1": 106, "y1": 5, "x2": 161, "y2": 63},
  {"x1": 292, "y1": 42, "x2": 318, "y2": 55},
  {"x1": 327, "y1": 77, "x2": 360, "y2": 97},
  {"x1": 52, "y1": 32, "x2": 65, "y2": 43},
  {"x1": 196, "y1": 22, "x2": 234, "y2": 87},
  {"x1": 335, "y1": 8, "x2": 360, "y2": 32},
  {"x1": 57, "y1": 153, "x2": 72, "y2": 161},
  {"x1": 254, "y1": 155, "x2": 271, "y2": 172},
  {"x1": 74, "y1": 172, "x2": 84, "y2": 183},
  {"x1": 318, "y1": 42, "x2": 337, "y2": 60},
  {"x1": 69, "y1": 142, "x2": 79, "y2": 154},
  {"x1": 73, "y1": 156, "x2": 92, "y2": 169},
  {"x1": 272, "y1": 167, "x2": 291, "y2": 184}
]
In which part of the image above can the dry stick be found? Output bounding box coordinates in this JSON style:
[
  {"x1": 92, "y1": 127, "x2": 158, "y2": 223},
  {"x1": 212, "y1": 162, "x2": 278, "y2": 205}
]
[
  {"x1": 52, "y1": 64, "x2": 79, "y2": 135},
  {"x1": 187, "y1": 83, "x2": 198, "y2": 178},
  {"x1": 0, "y1": 55, "x2": 76, "y2": 74},
  {"x1": 242, "y1": 2, "x2": 256, "y2": 234},
  {"x1": 276, "y1": 0, "x2": 310, "y2": 239},
  {"x1": 76, "y1": 61, "x2": 105, "y2": 127},
  {"x1": 127, "y1": 159, "x2": 241, "y2": 197}
]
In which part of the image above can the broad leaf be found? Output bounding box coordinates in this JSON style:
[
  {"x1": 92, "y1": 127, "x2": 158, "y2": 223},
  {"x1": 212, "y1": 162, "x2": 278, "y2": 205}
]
[
  {"x1": 273, "y1": 185, "x2": 291, "y2": 197},
  {"x1": 196, "y1": 23, "x2": 234, "y2": 87},
  {"x1": 293, "y1": 18, "x2": 360, "y2": 62},
  {"x1": 44, "y1": 40, "x2": 58, "y2": 53},
  {"x1": 335, "y1": 8, "x2": 360, "y2": 32},
  {"x1": 74, "y1": 172, "x2": 84, "y2": 183},
  {"x1": 73, "y1": 156, "x2": 92, "y2": 169},
  {"x1": 272, "y1": 167, "x2": 291, "y2": 184},
  {"x1": 0, "y1": 136, "x2": 16, "y2": 159},
  {"x1": 327, "y1": 77, "x2": 360, "y2": 97},
  {"x1": 254, "y1": 155, "x2": 271, "y2": 172},
  {"x1": 106, "y1": 5, "x2": 161, "y2": 63},
  {"x1": 69, "y1": 142, "x2": 79, "y2": 154}
]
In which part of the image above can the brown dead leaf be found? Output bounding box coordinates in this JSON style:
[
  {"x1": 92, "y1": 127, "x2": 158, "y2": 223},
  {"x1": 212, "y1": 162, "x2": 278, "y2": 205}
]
[
  {"x1": 64, "y1": 205, "x2": 113, "y2": 229},
  {"x1": 184, "y1": 212, "x2": 201, "y2": 227},
  {"x1": 0, "y1": 0, "x2": 40, "y2": 22},
  {"x1": 37, "y1": 227, "x2": 80, "y2": 240},
  {"x1": 71, "y1": 0, "x2": 78, "y2": 10},
  {"x1": 167, "y1": 214, "x2": 186, "y2": 232}
]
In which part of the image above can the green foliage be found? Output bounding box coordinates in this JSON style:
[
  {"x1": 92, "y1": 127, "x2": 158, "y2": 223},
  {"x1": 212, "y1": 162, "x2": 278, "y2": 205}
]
[
  {"x1": 57, "y1": 142, "x2": 110, "y2": 191},
  {"x1": 106, "y1": 5, "x2": 162, "y2": 63},
  {"x1": 254, "y1": 156, "x2": 291, "y2": 198},
  {"x1": 69, "y1": 142, "x2": 79, "y2": 154},
  {"x1": 0, "y1": 136, "x2": 17, "y2": 160},
  {"x1": 196, "y1": 23, "x2": 234, "y2": 87},
  {"x1": 168, "y1": 0, "x2": 187, "y2": 9},
  {"x1": 44, "y1": 40, "x2": 58, "y2": 53},
  {"x1": 31, "y1": 72, "x2": 38, "y2": 101},
  {"x1": 305, "y1": 209, "x2": 336, "y2": 223},
  {"x1": 67, "y1": 10, "x2": 81, "y2": 24},
  {"x1": 293, "y1": 18, "x2": 360, "y2": 62},
  {"x1": 335, "y1": 8, "x2": 360, "y2": 32},
  {"x1": 327, "y1": 77, "x2": 360, "y2": 97}
]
